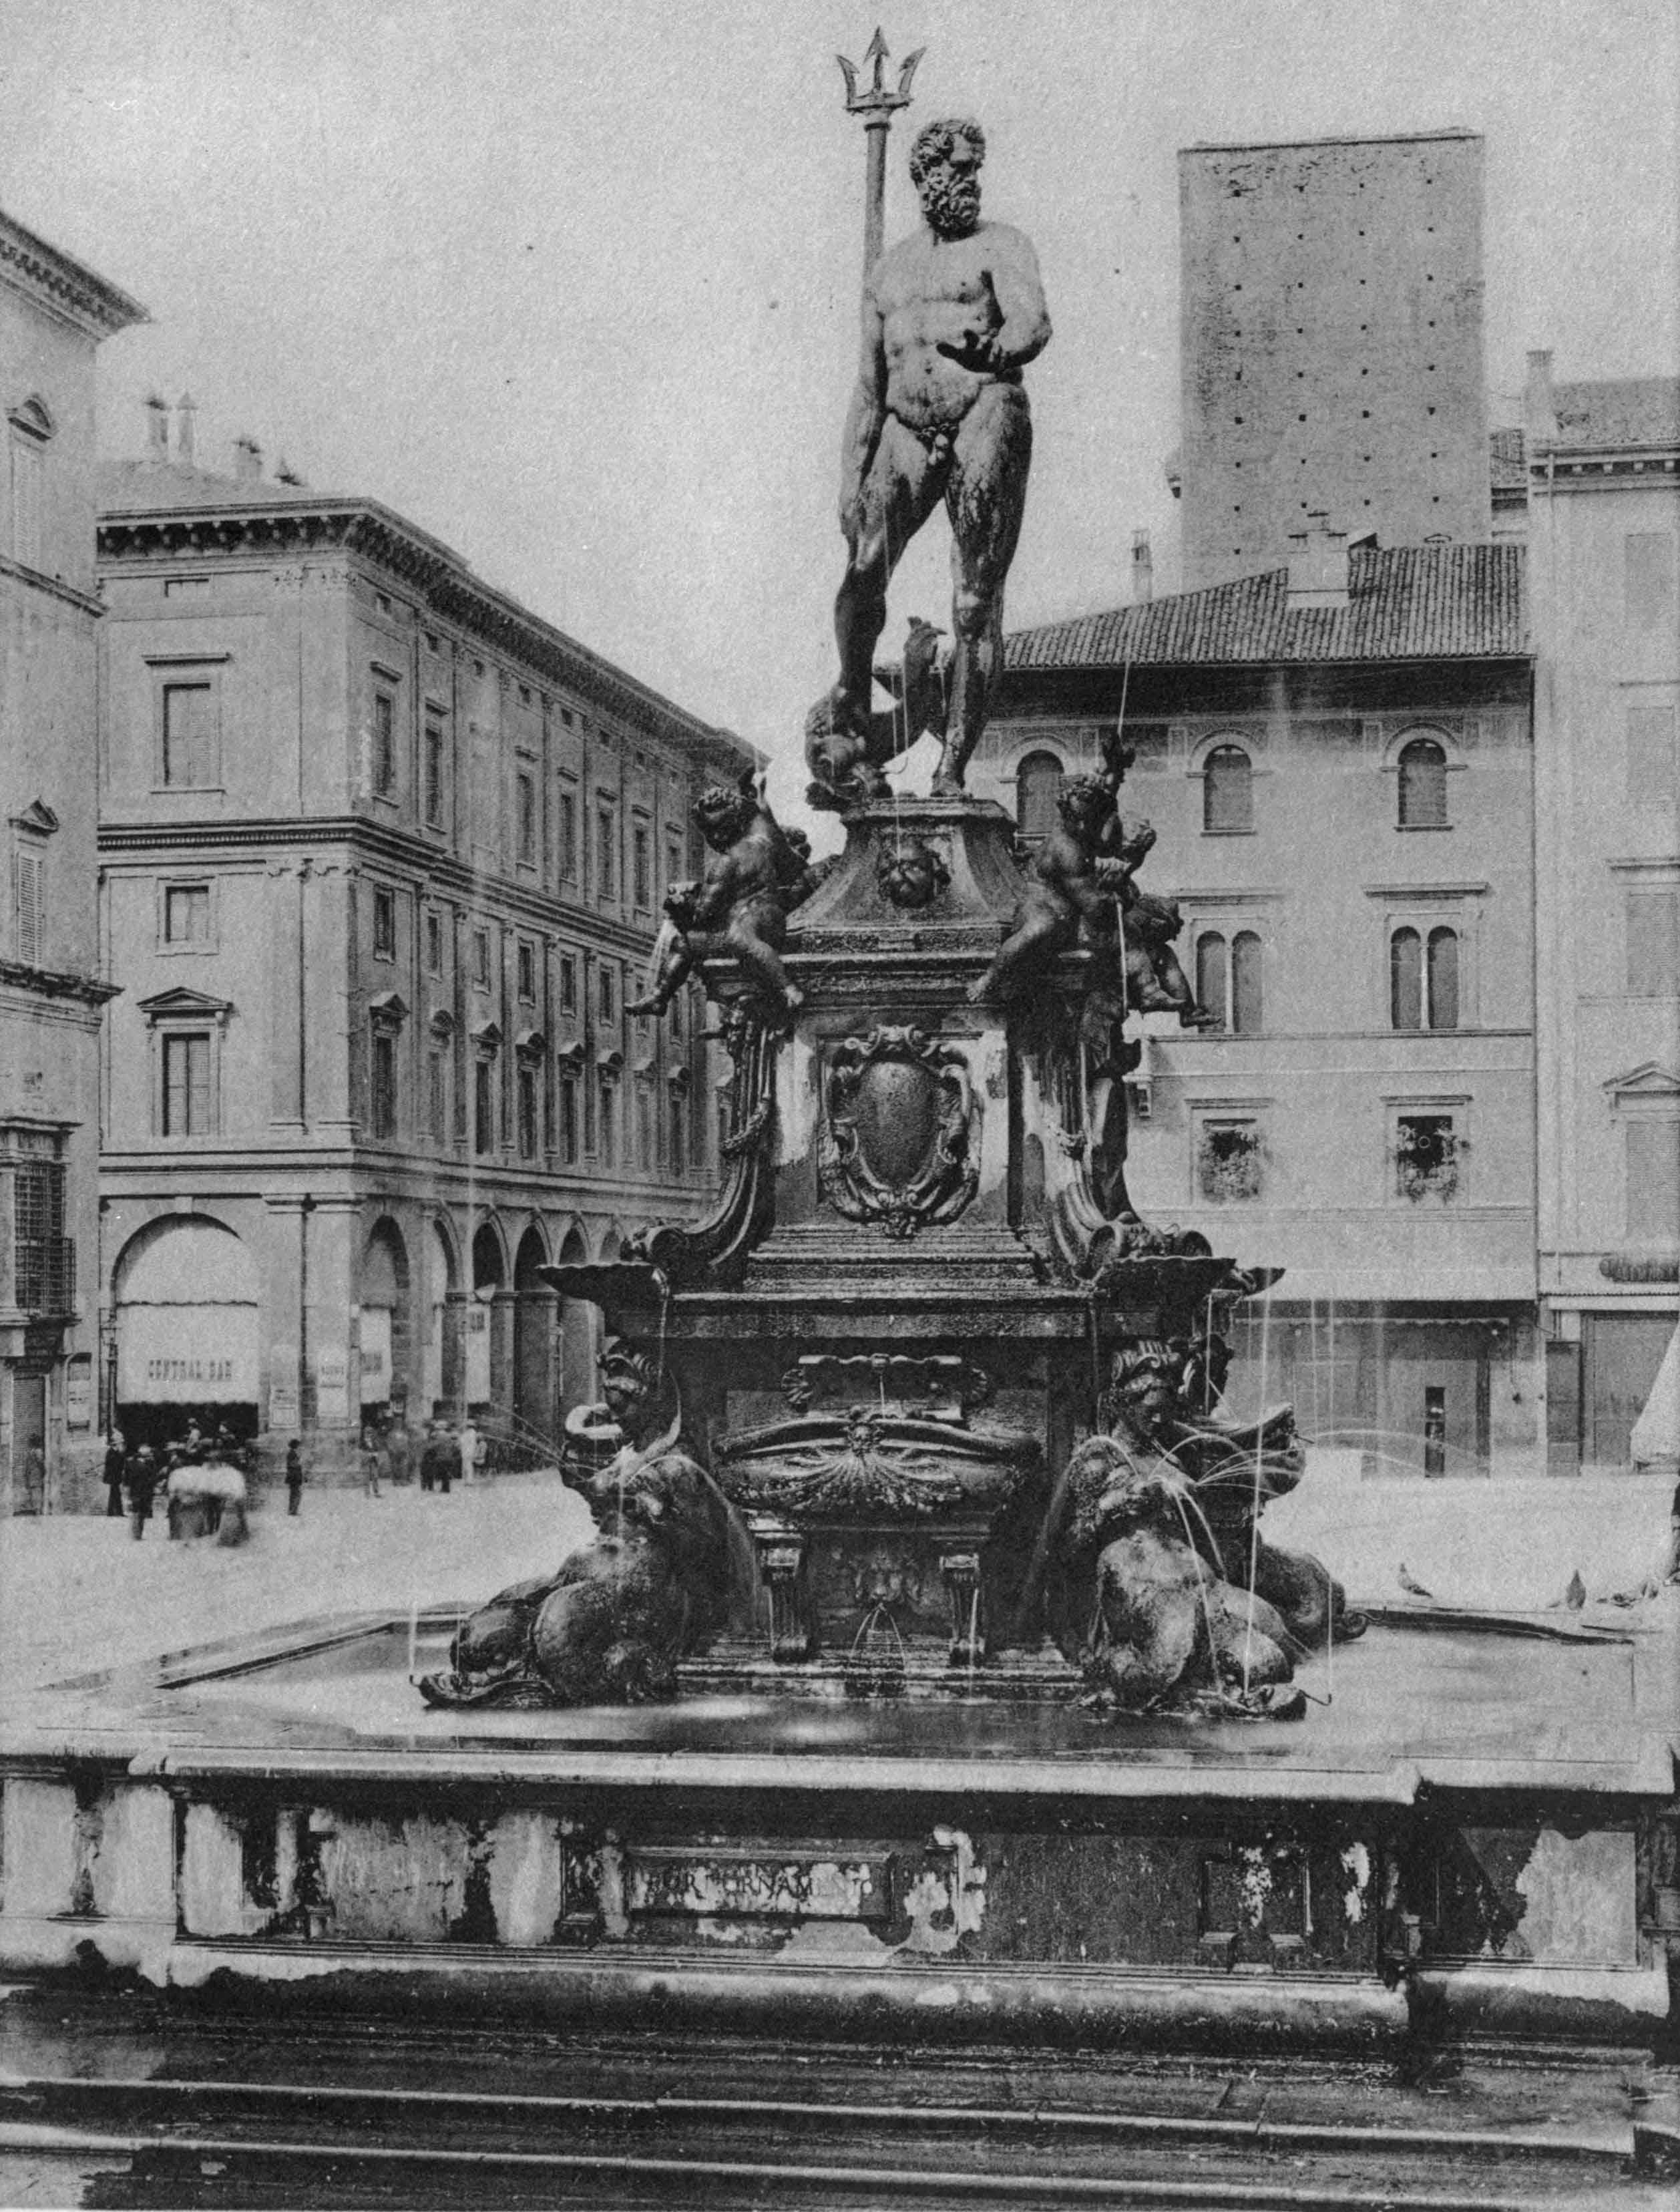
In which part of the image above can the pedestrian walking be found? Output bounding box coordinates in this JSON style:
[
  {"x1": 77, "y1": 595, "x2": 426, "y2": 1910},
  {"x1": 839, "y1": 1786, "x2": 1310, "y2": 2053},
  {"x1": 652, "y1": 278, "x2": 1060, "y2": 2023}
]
[
  {"x1": 418, "y1": 1423, "x2": 437, "y2": 1493},
  {"x1": 459, "y1": 1422, "x2": 480, "y2": 1487},
  {"x1": 284, "y1": 1439, "x2": 305, "y2": 1517},
  {"x1": 127, "y1": 1445, "x2": 157, "y2": 1541},
  {"x1": 388, "y1": 1421, "x2": 413, "y2": 1486},
  {"x1": 436, "y1": 1424, "x2": 460, "y2": 1495},
  {"x1": 103, "y1": 1433, "x2": 127, "y2": 1518},
  {"x1": 360, "y1": 1427, "x2": 383, "y2": 1498}
]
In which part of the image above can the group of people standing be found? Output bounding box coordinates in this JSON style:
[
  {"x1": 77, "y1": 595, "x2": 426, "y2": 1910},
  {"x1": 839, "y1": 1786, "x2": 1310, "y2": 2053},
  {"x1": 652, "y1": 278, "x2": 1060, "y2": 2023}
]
[
  {"x1": 101, "y1": 1424, "x2": 253, "y2": 1542},
  {"x1": 355, "y1": 1420, "x2": 485, "y2": 1499}
]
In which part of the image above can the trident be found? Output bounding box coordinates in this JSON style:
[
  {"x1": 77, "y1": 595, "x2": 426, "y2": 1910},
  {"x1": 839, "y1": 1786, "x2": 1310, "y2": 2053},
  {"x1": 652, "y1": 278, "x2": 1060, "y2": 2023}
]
[{"x1": 836, "y1": 27, "x2": 925, "y2": 285}]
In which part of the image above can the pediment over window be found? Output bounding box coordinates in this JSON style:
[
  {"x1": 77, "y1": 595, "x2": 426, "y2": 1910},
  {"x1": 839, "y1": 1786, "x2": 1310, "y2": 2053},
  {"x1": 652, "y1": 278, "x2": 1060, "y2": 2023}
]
[
  {"x1": 515, "y1": 1027, "x2": 546, "y2": 1061},
  {"x1": 469, "y1": 1017, "x2": 501, "y2": 1050},
  {"x1": 428, "y1": 1007, "x2": 455, "y2": 1039},
  {"x1": 596, "y1": 1047, "x2": 625, "y2": 1075},
  {"x1": 554, "y1": 1042, "x2": 587, "y2": 1077},
  {"x1": 368, "y1": 989, "x2": 409, "y2": 1028},
  {"x1": 1603, "y1": 1061, "x2": 1680, "y2": 1104},
  {"x1": 9, "y1": 799, "x2": 59, "y2": 837},
  {"x1": 138, "y1": 985, "x2": 232, "y2": 1022}
]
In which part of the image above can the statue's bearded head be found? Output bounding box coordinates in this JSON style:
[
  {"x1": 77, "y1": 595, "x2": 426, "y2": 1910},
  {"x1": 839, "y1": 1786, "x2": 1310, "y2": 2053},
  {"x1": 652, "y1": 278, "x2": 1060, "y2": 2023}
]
[{"x1": 910, "y1": 117, "x2": 986, "y2": 238}]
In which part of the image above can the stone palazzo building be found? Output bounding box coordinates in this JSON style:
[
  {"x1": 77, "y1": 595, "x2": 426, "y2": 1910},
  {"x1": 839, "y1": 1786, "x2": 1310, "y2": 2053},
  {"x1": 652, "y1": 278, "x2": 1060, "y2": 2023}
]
[
  {"x1": 0, "y1": 211, "x2": 144, "y2": 1514},
  {"x1": 95, "y1": 417, "x2": 757, "y2": 1467},
  {"x1": 1521, "y1": 362, "x2": 1680, "y2": 1473},
  {"x1": 984, "y1": 536, "x2": 1537, "y2": 1477}
]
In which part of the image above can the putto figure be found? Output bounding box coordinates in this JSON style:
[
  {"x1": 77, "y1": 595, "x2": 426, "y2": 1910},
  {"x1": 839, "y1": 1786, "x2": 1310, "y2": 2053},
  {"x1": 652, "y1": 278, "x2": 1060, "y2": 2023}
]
[
  {"x1": 827, "y1": 117, "x2": 1051, "y2": 796},
  {"x1": 628, "y1": 775, "x2": 809, "y2": 1022}
]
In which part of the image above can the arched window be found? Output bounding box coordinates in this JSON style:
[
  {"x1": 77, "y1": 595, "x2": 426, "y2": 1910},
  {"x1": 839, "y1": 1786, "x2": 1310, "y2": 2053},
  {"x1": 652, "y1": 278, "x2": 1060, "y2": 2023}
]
[
  {"x1": 1016, "y1": 751, "x2": 1064, "y2": 846},
  {"x1": 1195, "y1": 932, "x2": 1227, "y2": 1029},
  {"x1": 7, "y1": 396, "x2": 51, "y2": 571},
  {"x1": 1398, "y1": 737, "x2": 1448, "y2": 828},
  {"x1": 1203, "y1": 745, "x2": 1253, "y2": 834},
  {"x1": 1426, "y1": 925, "x2": 1459, "y2": 1030},
  {"x1": 1194, "y1": 928, "x2": 1263, "y2": 1034},
  {"x1": 1390, "y1": 927, "x2": 1422, "y2": 1031},
  {"x1": 1391, "y1": 924, "x2": 1459, "y2": 1031}
]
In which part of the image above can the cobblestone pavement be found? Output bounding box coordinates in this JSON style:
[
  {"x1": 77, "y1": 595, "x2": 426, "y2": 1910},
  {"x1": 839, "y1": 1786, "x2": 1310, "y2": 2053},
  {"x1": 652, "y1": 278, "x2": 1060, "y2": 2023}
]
[{"x1": 0, "y1": 1476, "x2": 593, "y2": 1696}]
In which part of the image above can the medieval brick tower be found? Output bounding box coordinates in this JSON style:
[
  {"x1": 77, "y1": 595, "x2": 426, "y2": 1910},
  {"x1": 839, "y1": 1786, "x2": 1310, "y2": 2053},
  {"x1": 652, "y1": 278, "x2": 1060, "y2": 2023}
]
[{"x1": 1177, "y1": 131, "x2": 1490, "y2": 590}]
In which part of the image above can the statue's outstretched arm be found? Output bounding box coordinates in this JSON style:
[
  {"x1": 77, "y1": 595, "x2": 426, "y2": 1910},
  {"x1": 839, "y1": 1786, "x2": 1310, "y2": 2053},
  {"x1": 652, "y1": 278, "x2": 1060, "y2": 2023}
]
[{"x1": 839, "y1": 285, "x2": 887, "y2": 533}]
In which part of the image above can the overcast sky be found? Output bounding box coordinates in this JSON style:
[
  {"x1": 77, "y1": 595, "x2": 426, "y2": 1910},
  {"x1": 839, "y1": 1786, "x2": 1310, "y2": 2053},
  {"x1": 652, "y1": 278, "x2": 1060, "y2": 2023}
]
[{"x1": 4, "y1": 0, "x2": 1676, "y2": 831}]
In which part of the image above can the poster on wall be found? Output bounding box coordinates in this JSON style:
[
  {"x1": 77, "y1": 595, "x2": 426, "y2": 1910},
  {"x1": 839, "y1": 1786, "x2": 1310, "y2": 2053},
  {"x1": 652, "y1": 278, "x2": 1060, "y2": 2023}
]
[
  {"x1": 314, "y1": 1346, "x2": 350, "y2": 1426},
  {"x1": 65, "y1": 1356, "x2": 93, "y2": 1430},
  {"x1": 359, "y1": 1307, "x2": 393, "y2": 1411},
  {"x1": 464, "y1": 1304, "x2": 491, "y2": 1406}
]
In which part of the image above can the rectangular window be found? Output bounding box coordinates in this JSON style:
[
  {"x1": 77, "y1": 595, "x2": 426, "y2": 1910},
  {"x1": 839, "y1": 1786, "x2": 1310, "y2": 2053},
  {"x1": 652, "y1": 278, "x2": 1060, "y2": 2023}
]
[
  {"x1": 597, "y1": 807, "x2": 616, "y2": 900},
  {"x1": 425, "y1": 910, "x2": 443, "y2": 976},
  {"x1": 1195, "y1": 1118, "x2": 1264, "y2": 1204},
  {"x1": 517, "y1": 1064, "x2": 538, "y2": 1158},
  {"x1": 560, "y1": 954, "x2": 578, "y2": 1015},
  {"x1": 516, "y1": 771, "x2": 537, "y2": 867},
  {"x1": 558, "y1": 787, "x2": 578, "y2": 883},
  {"x1": 632, "y1": 821, "x2": 651, "y2": 909},
  {"x1": 164, "y1": 884, "x2": 210, "y2": 945},
  {"x1": 474, "y1": 1059, "x2": 494, "y2": 1155},
  {"x1": 671, "y1": 989, "x2": 684, "y2": 1042},
  {"x1": 13, "y1": 1157, "x2": 67, "y2": 1311},
  {"x1": 669, "y1": 1098, "x2": 684, "y2": 1176},
  {"x1": 666, "y1": 833, "x2": 684, "y2": 900},
  {"x1": 424, "y1": 713, "x2": 446, "y2": 826},
  {"x1": 1625, "y1": 531, "x2": 1677, "y2": 636},
  {"x1": 584, "y1": 1065, "x2": 598, "y2": 1152},
  {"x1": 9, "y1": 429, "x2": 44, "y2": 568},
  {"x1": 372, "y1": 888, "x2": 397, "y2": 960},
  {"x1": 598, "y1": 964, "x2": 616, "y2": 1025},
  {"x1": 162, "y1": 681, "x2": 216, "y2": 787},
  {"x1": 1396, "y1": 1112, "x2": 1461, "y2": 1202},
  {"x1": 372, "y1": 691, "x2": 397, "y2": 795},
  {"x1": 1627, "y1": 890, "x2": 1680, "y2": 996},
  {"x1": 162, "y1": 1032, "x2": 211, "y2": 1136},
  {"x1": 1627, "y1": 1120, "x2": 1680, "y2": 1241},
  {"x1": 516, "y1": 940, "x2": 536, "y2": 1002},
  {"x1": 636, "y1": 1086, "x2": 655, "y2": 1171},
  {"x1": 427, "y1": 1049, "x2": 447, "y2": 1141},
  {"x1": 13, "y1": 844, "x2": 43, "y2": 964},
  {"x1": 559, "y1": 1075, "x2": 579, "y2": 1163},
  {"x1": 371, "y1": 1030, "x2": 397, "y2": 1139},
  {"x1": 1629, "y1": 703, "x2": 1679, "y2": 809},
  {"x1": 473, "y1": 927, "x2": 491, "y2": 990},
  {"x1": 598, "y1": 1074, "x2": 618, "y2": 1167}
]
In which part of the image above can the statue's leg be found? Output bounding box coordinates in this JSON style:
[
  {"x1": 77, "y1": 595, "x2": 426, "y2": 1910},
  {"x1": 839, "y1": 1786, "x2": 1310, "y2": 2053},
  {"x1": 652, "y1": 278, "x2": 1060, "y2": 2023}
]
[
  {"x1": 726, "y1": 908, "x2": 803, "y2": 1015},
  {"x1": 939, "y1": 387, "x2": 1032, "y2": 792},
  {"x1": 626, "y1": 922, "x2": 690, "y2": 1017},
  {"x1": 968, "y1": 905, "x2": 1066, "y2": 1004},
  {"x1": 835, "y1": 420, "x2": 943, "y2": 725}
]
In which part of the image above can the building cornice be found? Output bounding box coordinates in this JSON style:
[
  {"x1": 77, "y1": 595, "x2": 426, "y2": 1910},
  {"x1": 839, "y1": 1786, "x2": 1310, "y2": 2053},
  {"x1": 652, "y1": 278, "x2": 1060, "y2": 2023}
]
[
  {"x1": 97, "y1": 815, "x2": 669, "y2": 958},
  {"x1": 0, "y1": 551, "x2": 105, "y2": 617},
  {"x1": 97, "y1": 500, "x2": 759, "y2": 777},
  {"x1": 0, "y1": 956, "x2": 120, "y2": 1006},
  {"x1": 0, "y1": 212, "x2": 148, "y2": 337}
]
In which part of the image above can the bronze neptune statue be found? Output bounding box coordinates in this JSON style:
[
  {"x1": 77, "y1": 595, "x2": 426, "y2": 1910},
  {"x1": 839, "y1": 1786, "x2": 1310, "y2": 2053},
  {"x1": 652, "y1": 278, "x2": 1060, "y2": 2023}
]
[{"x1": 817, "y1": 116, "x2": 1051, "y2": 799}]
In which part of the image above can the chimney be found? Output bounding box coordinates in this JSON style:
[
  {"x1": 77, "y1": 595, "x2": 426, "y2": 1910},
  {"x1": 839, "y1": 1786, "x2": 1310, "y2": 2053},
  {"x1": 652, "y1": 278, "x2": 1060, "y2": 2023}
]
[
  {"x1": 1130, "y1": 528, "x2": 1154, "y2": 605},
  {"x1": 144, "y1": 394, "x2": 169, "y2": 458},
  {"x1": 1524, "y1": 349, "x2": 1557, "y2": 445},
  {"x1": 1286, "y1": 514, "x2": 1349, "y2": 610},
  {"x1": 175, "y1": 393, "x2": 196, "y2": 466},
  {"x1": 232, "y1": 433, "x2": 262, "y2": 483}
]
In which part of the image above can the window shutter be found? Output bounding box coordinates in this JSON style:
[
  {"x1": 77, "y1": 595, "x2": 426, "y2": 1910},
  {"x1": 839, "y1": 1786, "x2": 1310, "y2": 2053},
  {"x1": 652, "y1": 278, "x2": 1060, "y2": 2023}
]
[{"x1": 15, "y1": 846, "x2": 42, "y2": 964}]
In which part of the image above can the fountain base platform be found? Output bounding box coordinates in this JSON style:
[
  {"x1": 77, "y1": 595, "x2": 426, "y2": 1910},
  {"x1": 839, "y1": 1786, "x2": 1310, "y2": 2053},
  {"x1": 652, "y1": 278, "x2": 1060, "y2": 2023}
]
[{"x1": 2, "y1": 1604, "x2": 1673, "y2": 2062}]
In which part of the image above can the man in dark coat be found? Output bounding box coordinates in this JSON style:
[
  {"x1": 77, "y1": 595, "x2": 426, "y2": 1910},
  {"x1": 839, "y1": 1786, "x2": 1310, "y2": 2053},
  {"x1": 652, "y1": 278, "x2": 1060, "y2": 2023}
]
[{"x1": 103, "y1": 1434, "x2": 127, "y2": 1517}]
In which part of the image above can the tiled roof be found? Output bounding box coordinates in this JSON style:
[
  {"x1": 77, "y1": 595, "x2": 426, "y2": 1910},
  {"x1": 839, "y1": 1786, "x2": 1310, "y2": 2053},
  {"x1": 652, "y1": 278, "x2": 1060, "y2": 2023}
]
[
  {"x1": 1552, "y1": 377, "x2": 1680, "y2": 451},
  {"x1": 98, "y1": 457, "x2": 327, "y2": 512},
  {"x1": 1006, "y1": 542, "x2": 1526, "y2": 671}
]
